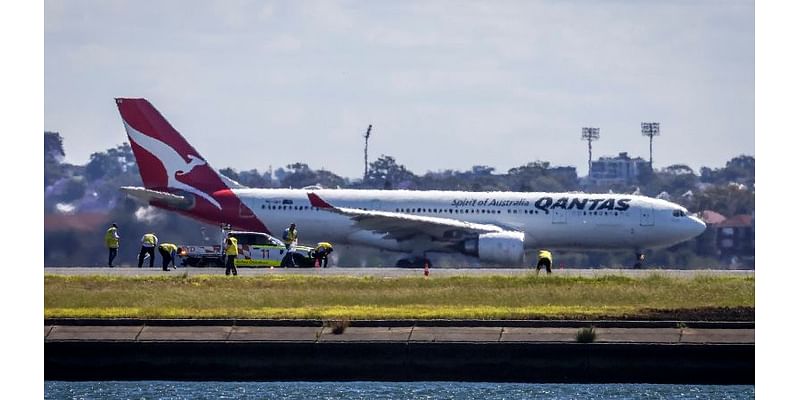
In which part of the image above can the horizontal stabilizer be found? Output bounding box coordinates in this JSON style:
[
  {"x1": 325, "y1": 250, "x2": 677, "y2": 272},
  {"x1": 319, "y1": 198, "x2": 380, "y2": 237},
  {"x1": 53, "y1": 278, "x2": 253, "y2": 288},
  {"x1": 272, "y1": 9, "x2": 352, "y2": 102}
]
[
  {"x1": 120, "y1": 186, "x2": 192, "y2": 208},
  {"x1": 219, "y1": 174, "x2": 247, "y2": 189}
]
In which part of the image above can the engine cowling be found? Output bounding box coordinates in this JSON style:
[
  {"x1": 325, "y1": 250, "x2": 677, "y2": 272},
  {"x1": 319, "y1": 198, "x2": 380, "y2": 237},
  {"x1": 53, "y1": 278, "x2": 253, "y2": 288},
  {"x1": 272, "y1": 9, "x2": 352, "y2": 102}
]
[{"x1": 462, "y1": 231, "x2": 525, "y2": 265}]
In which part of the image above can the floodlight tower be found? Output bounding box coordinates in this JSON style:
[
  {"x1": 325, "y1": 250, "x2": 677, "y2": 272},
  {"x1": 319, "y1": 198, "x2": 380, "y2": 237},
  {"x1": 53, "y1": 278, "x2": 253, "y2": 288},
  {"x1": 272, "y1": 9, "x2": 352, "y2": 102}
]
[
  {"x1": 581, "y1": 127, "x2": 600, "y2": 175},
  {"x1": 363, "y1": 124, "x2": 372, "y2": 182},
  {"x1": 641, "y1": 122, "x2": 660, "y2": 169}
]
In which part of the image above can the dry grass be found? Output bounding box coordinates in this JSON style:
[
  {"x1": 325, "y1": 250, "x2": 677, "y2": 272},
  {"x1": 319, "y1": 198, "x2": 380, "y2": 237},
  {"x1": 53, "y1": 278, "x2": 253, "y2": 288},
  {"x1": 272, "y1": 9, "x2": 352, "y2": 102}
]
[{"x1": 44, "y1": 273, "x2": 754, "y2": 320}]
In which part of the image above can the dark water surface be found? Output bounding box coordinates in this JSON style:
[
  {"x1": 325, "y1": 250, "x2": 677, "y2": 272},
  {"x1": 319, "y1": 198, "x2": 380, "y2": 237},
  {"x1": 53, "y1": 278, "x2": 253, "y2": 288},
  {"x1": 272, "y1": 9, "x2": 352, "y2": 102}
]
[{"x1": 45, "y1": 381, "x2": 754, "y2": 399}]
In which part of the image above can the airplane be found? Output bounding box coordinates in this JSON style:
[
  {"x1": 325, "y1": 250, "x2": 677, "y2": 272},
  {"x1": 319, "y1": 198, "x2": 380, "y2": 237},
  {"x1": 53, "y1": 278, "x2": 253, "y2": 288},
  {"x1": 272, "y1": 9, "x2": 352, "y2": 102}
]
[{"x1": 114, "y1": 98, "x2": 707, "y2": 267}]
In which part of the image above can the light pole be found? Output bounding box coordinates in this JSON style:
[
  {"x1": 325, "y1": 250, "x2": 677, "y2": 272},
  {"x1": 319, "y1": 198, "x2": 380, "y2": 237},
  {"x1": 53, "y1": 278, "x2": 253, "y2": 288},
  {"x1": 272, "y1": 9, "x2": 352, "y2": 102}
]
[
  {"x1": 641, "y1": 122, "x2": 660, "y2": 169},
  {"x1": 363, "y1": 124, "x2": 372, "y2": 182},
  {"x1": 581, "y1": 127, "x2": 600, "y2": 175}
]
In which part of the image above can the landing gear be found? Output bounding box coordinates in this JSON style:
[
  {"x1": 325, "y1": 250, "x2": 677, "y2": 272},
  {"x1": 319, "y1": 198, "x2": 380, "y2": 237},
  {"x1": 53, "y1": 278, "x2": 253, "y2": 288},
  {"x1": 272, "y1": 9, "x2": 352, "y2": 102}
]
[
  {"x1": 395, "y1": 257, "x2": 433, "y2": 268},
  {"x1": 634, "y1": 252, "x2": 645, "y2": 269}
]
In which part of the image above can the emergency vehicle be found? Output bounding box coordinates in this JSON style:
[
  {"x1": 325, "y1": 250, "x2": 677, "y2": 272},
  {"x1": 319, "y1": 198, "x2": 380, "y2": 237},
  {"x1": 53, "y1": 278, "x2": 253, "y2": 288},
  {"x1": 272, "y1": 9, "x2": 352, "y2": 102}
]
[{"x1": 178, "y1": 226, "x2": 316, "y2": 268}]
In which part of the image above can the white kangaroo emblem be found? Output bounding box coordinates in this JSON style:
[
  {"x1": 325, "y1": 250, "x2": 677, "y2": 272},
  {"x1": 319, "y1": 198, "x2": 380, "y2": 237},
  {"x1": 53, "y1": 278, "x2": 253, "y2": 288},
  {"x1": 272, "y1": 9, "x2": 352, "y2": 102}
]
[{"x1": 124, "y1": 121, "x2": 222, "y2": 209}]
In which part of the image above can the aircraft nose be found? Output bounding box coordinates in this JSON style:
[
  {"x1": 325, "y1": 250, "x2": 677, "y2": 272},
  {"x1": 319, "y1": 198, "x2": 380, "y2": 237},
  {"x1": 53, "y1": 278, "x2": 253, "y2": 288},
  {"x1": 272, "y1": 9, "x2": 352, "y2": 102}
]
[{"x1": 687, "y1": 215, "x2": 707, "y2": 237}]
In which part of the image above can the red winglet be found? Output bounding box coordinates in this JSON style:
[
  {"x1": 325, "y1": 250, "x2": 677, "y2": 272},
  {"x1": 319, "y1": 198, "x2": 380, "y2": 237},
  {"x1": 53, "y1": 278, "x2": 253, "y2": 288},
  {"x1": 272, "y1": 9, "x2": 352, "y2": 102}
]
[{"x1": 308, "y1": 192, "x2": 334, "y2": 209}]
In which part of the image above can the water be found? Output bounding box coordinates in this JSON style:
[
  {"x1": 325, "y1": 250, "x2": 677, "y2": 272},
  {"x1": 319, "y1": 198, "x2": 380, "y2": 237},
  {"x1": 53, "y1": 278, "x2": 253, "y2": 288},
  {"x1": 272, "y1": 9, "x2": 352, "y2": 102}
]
[{"x1": 45, "y1": 381, "x2": 754, "y2": 400}]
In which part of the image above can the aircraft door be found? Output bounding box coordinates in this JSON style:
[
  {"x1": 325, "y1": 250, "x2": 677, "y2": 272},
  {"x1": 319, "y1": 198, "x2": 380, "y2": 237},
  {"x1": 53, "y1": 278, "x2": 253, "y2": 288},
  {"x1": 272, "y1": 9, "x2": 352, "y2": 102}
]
[
  {"x1": 552, "y1": 208, "x2": 567, "y2": 224},
  {"x1": 640, "y1": 207, "x2": 655, "y2": 226}
]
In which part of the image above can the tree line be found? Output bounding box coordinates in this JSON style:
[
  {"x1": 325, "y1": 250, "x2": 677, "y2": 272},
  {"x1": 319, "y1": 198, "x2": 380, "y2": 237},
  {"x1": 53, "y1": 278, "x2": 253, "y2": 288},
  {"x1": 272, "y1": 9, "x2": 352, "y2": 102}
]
[{"x1": 44, "y1": 131, "x2": 754, "y2": 268}]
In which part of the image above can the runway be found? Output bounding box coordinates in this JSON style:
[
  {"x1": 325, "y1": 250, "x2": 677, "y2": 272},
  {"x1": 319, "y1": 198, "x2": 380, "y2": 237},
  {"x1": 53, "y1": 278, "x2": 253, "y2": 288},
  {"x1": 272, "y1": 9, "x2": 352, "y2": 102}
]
[{"x1": 44, "y1": 266, "x2": 755, "y2": 278}]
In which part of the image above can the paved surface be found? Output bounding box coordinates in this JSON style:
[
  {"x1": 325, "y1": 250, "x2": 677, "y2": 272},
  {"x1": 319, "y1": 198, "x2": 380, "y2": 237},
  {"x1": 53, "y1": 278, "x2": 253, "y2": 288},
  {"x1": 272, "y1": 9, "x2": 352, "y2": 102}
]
[
  {"x1": 45, "y1": 324, "x2": 754, "y2": 344},
  {"x1": 44, "y1": 267, "x2": 755, "y2": 278}
]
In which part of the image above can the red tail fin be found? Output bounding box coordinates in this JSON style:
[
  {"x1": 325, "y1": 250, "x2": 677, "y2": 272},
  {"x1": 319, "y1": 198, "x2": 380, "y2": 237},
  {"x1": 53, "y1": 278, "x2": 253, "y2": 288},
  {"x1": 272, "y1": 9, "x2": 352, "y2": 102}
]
[
  {"x1": 115, "y1": 98, "x2": 229, "y2": 202},
  {"x1": 115, "y1": 98, "x2": 268, "y2": 233}
]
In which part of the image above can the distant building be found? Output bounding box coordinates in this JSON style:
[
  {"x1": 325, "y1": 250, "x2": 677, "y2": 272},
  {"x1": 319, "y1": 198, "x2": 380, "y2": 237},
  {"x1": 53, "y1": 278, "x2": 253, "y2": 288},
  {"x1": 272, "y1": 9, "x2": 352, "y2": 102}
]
[
  {"x1": 716, "y1": 214, "x2": 755, "y2": 262},
  {"x1": 695, "y1": 210, "x2": 726, "y2": 258},
  {"x1": 587, "y1": 152, "x2": 649, "y2": 186},
  {"x1": 693, "y1": 211, "x2": 755, "y2": 268},
  {"x1": 699, "y1": 210, "x2": 727, "y2": 225}
]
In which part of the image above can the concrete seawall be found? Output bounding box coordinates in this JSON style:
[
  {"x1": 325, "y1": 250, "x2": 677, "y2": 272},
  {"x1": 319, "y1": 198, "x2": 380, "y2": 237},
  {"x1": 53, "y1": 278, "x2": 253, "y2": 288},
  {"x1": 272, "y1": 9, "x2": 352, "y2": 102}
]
[{"x1": 45, "y1": 321, "x2": 754, "y2": 384}]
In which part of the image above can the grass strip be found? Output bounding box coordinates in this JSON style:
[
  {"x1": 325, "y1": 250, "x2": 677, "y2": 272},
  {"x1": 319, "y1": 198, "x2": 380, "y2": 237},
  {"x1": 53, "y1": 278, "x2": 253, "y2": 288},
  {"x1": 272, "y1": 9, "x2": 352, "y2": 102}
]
[{"x1": 44, "y1": 273, "x2": 754, "y2": 320}]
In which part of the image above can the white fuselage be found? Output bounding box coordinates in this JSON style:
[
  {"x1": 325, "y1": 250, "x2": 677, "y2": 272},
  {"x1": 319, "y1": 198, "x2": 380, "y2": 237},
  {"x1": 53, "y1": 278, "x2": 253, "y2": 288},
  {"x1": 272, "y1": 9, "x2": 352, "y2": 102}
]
[{"x1": 231, "y1": 188, "x2": 706, "y2": 255}]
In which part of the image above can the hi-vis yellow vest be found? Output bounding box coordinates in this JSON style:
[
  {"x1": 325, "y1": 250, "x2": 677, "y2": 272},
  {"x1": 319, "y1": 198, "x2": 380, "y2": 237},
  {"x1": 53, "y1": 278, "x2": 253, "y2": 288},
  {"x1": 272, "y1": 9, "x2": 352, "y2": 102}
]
[
  {"x1": 160, "y1": 243, "x2": 178, "y2": 253},
  {"x1": 226, "y1": 237, "x2": 239, "y2": 256},
  {"x1": 538, "y1": 250, "x2": 552, "y2": 263},
  {"x1": 284, "y1": 228, "x2": 297, "y2": 244},
  {"x1": 142, "y1": 233, "x2": 157, "y2": 246},
  {"x1": 105, "y1": 227, "x2": 119, "y2": 248},
  {"x1": 315, "y1": 242, "x2": 333, "y2": 252}
]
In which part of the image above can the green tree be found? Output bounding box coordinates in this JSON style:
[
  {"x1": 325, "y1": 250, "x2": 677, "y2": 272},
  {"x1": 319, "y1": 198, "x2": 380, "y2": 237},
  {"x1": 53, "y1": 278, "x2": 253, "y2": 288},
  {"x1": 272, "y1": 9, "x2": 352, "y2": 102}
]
[
  {"x1": 58, "y1": 177, "x2": 87, "y2": 203},
  {"x1": 689, "y1": 185, "x2": 755, "y2": 217},
  {"x1": 218, "y1": 167, "x2": 240, "y2": 182},
  {"x1": 85, "y1": 143, "x2": 136, "y2": 182},
  {"x1": 365, "y1": 155, "x2": 416, "y2": 189},
  {"x1": 277, "y1": 163, "x2": 347, "y2": 189},
  {"x1": 238, "y1": 169, "x2": 272, "y2": 188},
  {"x1": 700, "y1": 155, "x2": 755, "y2": 189},
  {"x1": 507, "y1": 162, "x2": 578, "y2": 192},
  {"x1": 45, "y1": 131, "x2": 66, "y2": 187}
]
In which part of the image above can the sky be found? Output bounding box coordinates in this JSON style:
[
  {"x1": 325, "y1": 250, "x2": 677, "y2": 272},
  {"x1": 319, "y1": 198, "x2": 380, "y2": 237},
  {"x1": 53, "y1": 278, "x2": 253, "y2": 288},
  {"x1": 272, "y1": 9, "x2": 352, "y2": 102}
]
[{"x1": 43, "y1": 0, "x2": 754, "y2": 179}]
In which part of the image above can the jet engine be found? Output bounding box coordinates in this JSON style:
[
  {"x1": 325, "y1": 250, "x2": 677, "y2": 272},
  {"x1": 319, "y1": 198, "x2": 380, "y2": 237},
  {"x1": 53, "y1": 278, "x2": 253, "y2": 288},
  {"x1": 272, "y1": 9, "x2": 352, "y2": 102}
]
[{"x1": 462, "y1": 231, "x2": 525, "y2": 265}]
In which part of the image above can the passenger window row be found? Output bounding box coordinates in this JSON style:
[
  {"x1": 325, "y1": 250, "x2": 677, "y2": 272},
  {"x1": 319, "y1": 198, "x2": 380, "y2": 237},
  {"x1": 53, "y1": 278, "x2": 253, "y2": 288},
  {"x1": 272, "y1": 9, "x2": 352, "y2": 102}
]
[
  {"x1": 258, "y1": 203, "x2": 627, "y2": 218},
  {"x1": 261, "y1": 205, "x2": 318, "y2": 211},
  {"x1": 393, "y1": 208, "x2": 505, "y2": 214}
]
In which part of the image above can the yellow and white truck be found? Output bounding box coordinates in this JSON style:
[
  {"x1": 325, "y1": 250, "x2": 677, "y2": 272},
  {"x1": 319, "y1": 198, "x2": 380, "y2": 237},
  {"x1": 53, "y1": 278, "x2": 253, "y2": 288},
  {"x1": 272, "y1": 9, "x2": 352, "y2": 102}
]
[{"x1": 178, "y1": 227, "x2": 316, "y2": 268}]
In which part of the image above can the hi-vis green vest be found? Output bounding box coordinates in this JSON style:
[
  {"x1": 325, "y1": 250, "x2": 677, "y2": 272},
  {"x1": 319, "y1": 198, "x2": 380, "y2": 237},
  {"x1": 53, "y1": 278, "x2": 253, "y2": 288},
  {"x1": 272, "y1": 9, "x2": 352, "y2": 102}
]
[
  {"x1": 226, "y1": 237, "x2": 239, "y2": 256},
  {"x1": 105, "y1": 227, "x2": 119, "y2": 248},
  {"x1": 142, "y1": 233, "x2": 157, "y2": 247}
]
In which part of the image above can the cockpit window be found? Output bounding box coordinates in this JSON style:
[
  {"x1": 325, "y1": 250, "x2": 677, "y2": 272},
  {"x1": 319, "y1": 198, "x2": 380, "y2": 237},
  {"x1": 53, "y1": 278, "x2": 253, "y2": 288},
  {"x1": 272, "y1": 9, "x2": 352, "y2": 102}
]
[{"x1": 672, "y1": 210, "x2": 687, "y2": 217}]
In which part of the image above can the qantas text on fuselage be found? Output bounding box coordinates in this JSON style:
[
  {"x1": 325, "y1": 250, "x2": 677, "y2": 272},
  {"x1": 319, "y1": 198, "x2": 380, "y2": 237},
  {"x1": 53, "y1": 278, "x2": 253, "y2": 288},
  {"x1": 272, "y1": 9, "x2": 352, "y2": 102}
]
[{"x1": 114, "y1": 98, "x2": 707, "y2": 266}]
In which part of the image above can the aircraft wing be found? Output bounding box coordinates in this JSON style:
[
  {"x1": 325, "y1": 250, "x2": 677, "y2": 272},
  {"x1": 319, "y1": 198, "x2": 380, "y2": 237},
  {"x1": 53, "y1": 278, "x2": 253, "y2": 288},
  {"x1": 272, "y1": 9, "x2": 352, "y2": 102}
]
[
  {"x1": 120, "y1": 186, "x2": 192, "y2": 208},
  {"x1": 307, "y1": 192, "x2": 507, "y2": 241}
]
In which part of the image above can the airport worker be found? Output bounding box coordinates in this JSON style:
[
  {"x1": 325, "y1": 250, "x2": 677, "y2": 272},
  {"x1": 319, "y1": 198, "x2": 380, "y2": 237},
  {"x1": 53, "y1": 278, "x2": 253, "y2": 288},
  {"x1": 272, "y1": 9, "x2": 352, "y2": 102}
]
[
  {"x1": 536, "y1": 249, "x2": 553, "y2": 274},
  {"x1": 312, "y1": 242, "x2": 334, "y2": 268},
  {"x1": 105, "y1": 223, "x2": 120, "y2": 267},
  {"x1": 158, "y1": 242, "x2": 179, "y2": 271},
  {"x1": 634, "y1": 253, "x2": 645, "y2": 269},
  {"x1": 137, "y1": 232, "x2": 158, "y2": 268},
  {"x1": 225, "y1": 236, "x2": 239, "y2": 276},
  {"x1": 282, "y1": 223, "x2": 298, "y2": 249}
]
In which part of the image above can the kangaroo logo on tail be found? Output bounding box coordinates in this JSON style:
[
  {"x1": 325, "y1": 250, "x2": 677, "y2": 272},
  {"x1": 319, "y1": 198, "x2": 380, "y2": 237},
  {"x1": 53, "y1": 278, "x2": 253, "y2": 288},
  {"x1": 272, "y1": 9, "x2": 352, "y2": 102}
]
[{"x1": 123, "y1": 120, "x2": 222, "y2": 209}]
